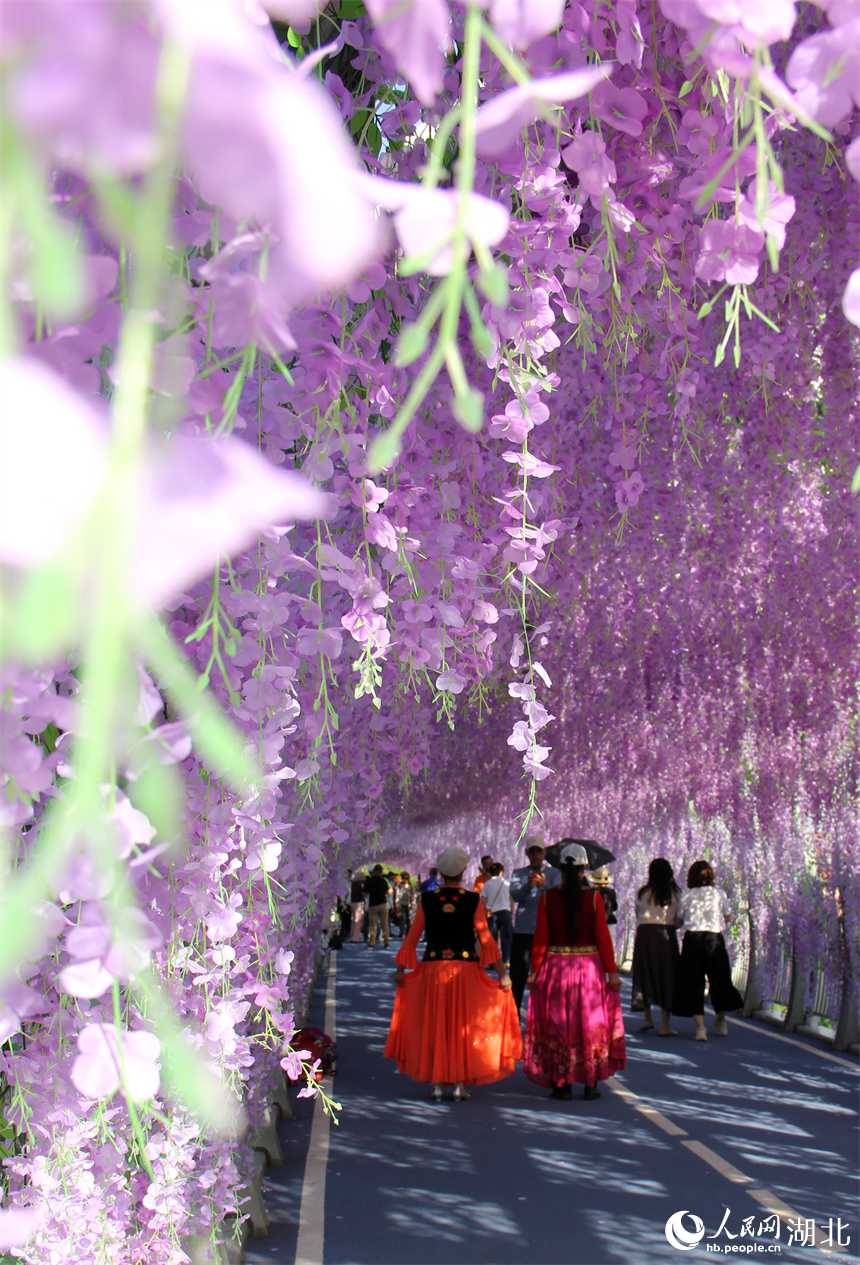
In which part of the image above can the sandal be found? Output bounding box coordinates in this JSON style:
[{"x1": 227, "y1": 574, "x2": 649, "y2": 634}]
[
  {"x1": 432, "y1": 1084, "x2": 444, "y2": 1102},
  {"x1": 451, "y1": 1083, "x2": 470, "y2": 1102}
]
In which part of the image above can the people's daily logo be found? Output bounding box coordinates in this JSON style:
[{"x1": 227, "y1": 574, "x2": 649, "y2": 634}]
[{"x1": 666, "y1": 1211, "x2": 706, "y2": 1250}]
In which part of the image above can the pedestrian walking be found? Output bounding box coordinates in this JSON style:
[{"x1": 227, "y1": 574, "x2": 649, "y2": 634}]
[
  {"x1": 419, "y1": 867, "x2": 442, "y2": 895},
  {"x1": 630, "y1": 858, "x2": 682, "y2": 1035},
  {"x1": 348, "y1": 869, "x2": 366, "y2": 943},
  {"x1": 524, "y1": 842, "x2": 626, "y2": 1101},
  {"x1": 590, "y1": 866, "x2": 618, "y2": 925},
  {"x1": 365, "y1": 864, "x2": 391, "y2": 948},
  {"x1": 480, "y1": 863, "x2": 513, "y2": 966},
  {"x1": 473, "y1": 854, "x2": 494, "y2": 894},
  {"x1": 384, "y1": 847, "x2": 522, "y2": 1102},
  {"x1": 397, "y1": 871, "x2": 415, "y2": 939},
  {"x1": 673, "y1": 860, "x2": 744, "y2": 1040},
  {"x1": 509, "y1": 836, "x2": 562, "y2": 1014}
]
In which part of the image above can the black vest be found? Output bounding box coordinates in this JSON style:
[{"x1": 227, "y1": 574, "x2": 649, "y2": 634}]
[{"x1": 421, "y1": 887, "x2": 479, "y2": 962}]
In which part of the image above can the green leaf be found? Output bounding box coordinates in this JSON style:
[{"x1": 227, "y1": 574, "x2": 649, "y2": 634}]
[
  {"x1": 452, "y1": 387, "x2": 484, "y2": 433},
  {"x1": 471, "y1": 324, "x2": 493, "y2": 358},
  {"x1": 679, "y1": 80, "x2": 695, "y2": 99},
  {"x1": 127, "y1": 760, "x2": 183, "y2": 850},
  {"x1": 134, "y1": 971, "x2": 243, "y2": 1137},
  {"x1": 766, "y1": 233, "x2": 780, "y2": 272},
  {"x1": 3, "y1": 121, "x2": 85, "y2": 317},
  {"x1": 1, "y1": 558, "x2": 80, "y2": 663},
  {"x1": 395, "y1": 323, "x2": 429, "y2": 365},
  {"x1": 851, "y1": 463, "x2": 860, "y2": 495},
  {"x1": 138, "y1": 617, "x2": 258, "y2": 793},
  {"x1": 477, "y1": 263, "x2": 509, "y2": 307},
  {"x1": 367, "y1": 429, "x2": 401, "y2": 473}
]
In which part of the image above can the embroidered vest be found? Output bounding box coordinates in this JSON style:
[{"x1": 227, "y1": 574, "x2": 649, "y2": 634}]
[{"x1": 421, "y1": 887, "x2": 480, "y2": 962}]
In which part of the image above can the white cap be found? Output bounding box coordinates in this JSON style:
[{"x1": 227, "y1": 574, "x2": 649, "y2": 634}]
[
  {"x1": 435, "y1": 846, "x2": 470, "y2": 877},
  {"x1": 560, "y1": 842, "x2": 588, "y2": 866}
]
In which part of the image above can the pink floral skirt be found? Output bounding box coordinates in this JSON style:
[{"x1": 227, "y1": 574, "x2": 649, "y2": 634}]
[{"x1": 524, "y1": 951, "x2": 627, "y2": 1087}]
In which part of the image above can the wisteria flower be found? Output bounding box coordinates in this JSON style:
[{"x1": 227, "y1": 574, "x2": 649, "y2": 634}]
[
  {"x1": 786, "y1": 21, "x2": 860, "y2": 126},
  {"x1": 359, "y1": 175, "x2": 509, "y2": 275},
  {"x1": 71, "y1": 1024, "x2": 161, "y2": 1102},
  {"x1": 738, "y1": 179, "x2": 796, "y2": 250},
  {"x1": 695, "y1": 218, "x2": 765, "y2": 285},
  {"x1": 0, "y1": 1201, "x2": 39, "y2": 1253},
  {"x1": 475, "y1": 66, "x2": 612, "y2": 158},
  {"x1": 364, "y1": 0, "x2": 451, "y2": 105},
  {"x1": 507, "y1": 720, "x2": 533, "y2": 751},
  {"x1": 436, "y1": 670, "x2": 467, "y2": 695},
  {"x1": 562, "y1": 129, "x2": 617, "y2": 201}
]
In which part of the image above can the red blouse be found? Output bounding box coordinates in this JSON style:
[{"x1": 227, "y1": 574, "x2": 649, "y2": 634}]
[{"x1": 531, "y1": 887, "x2": 618, "y2": 975}]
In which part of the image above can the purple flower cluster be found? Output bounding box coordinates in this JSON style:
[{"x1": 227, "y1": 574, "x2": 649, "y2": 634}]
[{"x1": 0, "y1": 0, "x2": 857, "y2": 1257}]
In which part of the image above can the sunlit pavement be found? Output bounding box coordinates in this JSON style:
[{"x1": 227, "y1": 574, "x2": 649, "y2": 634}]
[{"x1": 245, "y1": 942, "x2": 859, "y2": 1265}]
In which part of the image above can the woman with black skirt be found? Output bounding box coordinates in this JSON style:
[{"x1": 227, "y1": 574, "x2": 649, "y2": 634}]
[
  {"x1": 673, "y1": 860, "x2": 744, "y2": 1040},
  {"x1": 630, "y1": 858, "x2": 681, "y2": 1035}
]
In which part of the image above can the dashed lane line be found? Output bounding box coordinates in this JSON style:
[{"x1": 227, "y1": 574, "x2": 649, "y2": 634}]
[
  {"x1": 295, "y1": 956, "x2": 337, "y2": 1265},
  {"x1": 605, "y1": 1076, "x2": 688, "y2": 1136},
  {"x1": 606, "y1": 1078, "x2": 847, "y2": 1257}
]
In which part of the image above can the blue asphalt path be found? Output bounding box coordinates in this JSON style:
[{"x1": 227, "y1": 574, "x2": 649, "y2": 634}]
[{"x1": 246, "y1": 941, "x2": 859, "y2": 1265}]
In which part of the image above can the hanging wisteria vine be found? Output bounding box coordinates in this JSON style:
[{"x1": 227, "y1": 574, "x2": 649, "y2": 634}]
[{"x1": 0, "y1": 0, "x2": 857, "y2": 1259}]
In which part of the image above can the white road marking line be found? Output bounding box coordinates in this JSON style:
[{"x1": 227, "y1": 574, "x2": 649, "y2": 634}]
[
  {"x1": 682, "y1": 1139, "x2": 751, "y2": 1183},
  {"x1": 728, "y1": 1016, "x2": 859, "y2": 1071},
  {"x1": 748, "y1": 1189, "x2": 846, "y2": 1256},
  {"x1": 295, "y1": 956, "x2": 337, "y2": 1265},
  {"x1": 609, "y1": 1077, "x2": 852, "y2": 1258},
  {"x1": 606, "y1": 1077, "x2": 688, "y2": 1136}
]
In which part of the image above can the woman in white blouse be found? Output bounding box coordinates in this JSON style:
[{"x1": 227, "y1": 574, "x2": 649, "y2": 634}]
[
  {"x1": 673, "y1": 860, "x2": 744, "y2": 1040},
  {"x1": 631, "y1": 858, "x2": 682, "y2": 1035}
]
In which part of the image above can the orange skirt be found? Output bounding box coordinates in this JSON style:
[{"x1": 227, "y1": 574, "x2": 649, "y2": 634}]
[{"x1": 384, "y1": 961, "x2": 523, "y2": 1085}]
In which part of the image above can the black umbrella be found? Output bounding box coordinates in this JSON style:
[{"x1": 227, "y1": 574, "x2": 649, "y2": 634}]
[{"x1": 546, "y1": 837, "x2": 616, "y2": 872}]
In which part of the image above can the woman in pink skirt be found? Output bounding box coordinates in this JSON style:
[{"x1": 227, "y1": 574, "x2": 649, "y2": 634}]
[{"x1": 525, "y1": 841, "x2": 626, "y2": 1100}]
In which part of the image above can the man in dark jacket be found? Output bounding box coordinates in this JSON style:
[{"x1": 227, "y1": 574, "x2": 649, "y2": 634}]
[{"x1": 365, "y1": 865, "x2": 391, "y2": 948}]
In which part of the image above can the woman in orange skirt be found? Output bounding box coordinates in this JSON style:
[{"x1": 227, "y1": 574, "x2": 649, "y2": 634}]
[{"x1": 384, "y1": 846, "x2": 523, "y2": 1101}]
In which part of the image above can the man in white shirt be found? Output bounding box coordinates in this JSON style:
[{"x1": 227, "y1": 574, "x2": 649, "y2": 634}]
[{"x1": 480, "y1": 863, "x2": 514, "y2": 966}]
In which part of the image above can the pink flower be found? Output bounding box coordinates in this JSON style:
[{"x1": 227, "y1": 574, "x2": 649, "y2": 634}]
[
  {"x1": 436, "y1": 670, "x2": 467, "y2": 695},
  {"x1": 738, "y1": 179, "x2": 796, "y2": 250},
  {"x1": 71, "y1": 1024, "x2": 161, "y2": 1102},
  {"x1": 562, "y1": 130, "x2": 617, "y2": 201},
  {"x1": 591, "y1": 82, "x2": 649, "y2": 138},
  {"x1": 787, "y1": 21, "x2": 860, "y2": 126},
  {"x1": 364, "y1": 0, "x2": 451, "y2": 105},
  {"x1": 0, "y1": 1202, "x2": 39, "y2": 1252},
  {"x1": 843, "y1": 268, "x2": 860, "y2": 328},
  {"x1": 488, "y1": 0, "x2": 566, "y2": 48},
  {"x1": 161, "y1": 0, "x2": 382, "y2": 303},
  {"x1": 475, "y1": 66, "x2": 612, "y2": 159},
  {"x1": 695, "y1": 218, "x2": 765, "y2": 285},
  {"x1": 359, "y1": 175, "x2": 509, "y2": 276},
  {"x1": 0, "y1": 358, "x2": 106, "y2": 570}
]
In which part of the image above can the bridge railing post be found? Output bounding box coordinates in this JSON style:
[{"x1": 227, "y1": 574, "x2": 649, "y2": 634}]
[
  {"x1": 833, "y1": 979, "x2": 859, "y2": 1052},
  {"x1": 782, "y1": 947, "x2": 808, "y2": 1033},
  {"x1": 741, "y1": 910, "x2": 761, "y2": 1017}
]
